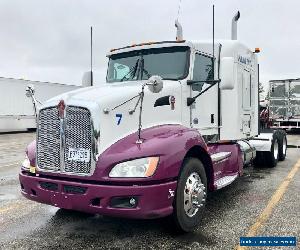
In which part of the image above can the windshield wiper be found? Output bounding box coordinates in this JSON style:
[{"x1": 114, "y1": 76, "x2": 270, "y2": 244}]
[
  {"x1": 142, "y1": 68, "x2": 151, "y2": 79},
  {"x1": 137, "y1": 55, "x2": 152, "y2": 80},
  {"x1": 120, "y1": 59, "x2": 139, "y2": 82},
  {"x1": 120, "y1": 55, "x2": 151, "y2": 82}
]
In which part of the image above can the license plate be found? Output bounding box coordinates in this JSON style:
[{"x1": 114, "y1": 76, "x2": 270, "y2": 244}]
[{"x1": 68, "y1": 148, "x2": 90, "y2": 163}]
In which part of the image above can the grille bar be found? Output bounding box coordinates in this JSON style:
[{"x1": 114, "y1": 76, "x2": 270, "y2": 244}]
[
  {"x1": 37, "y1": 107, "x2": 60, "y2": 171},
  {"x1": 64, "y1": 106, "x2": 92, "y2": 174}
]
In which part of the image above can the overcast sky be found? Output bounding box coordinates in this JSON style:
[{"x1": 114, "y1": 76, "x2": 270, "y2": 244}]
[{"x1": 0, "y1": 0, "x2": 299, "y2": 91}]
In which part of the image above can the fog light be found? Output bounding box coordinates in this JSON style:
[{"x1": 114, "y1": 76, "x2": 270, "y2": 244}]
[
  {"x1": 110, "y1": 196, "x2": 138, "y2": 208},
  {"x1": 129, "y1": 197, "x2": 136, "y2": 206}
]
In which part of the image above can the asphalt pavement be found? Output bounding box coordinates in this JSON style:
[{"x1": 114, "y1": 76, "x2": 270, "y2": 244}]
[{"x1": 0, "y1": 132, "x2": 299, "y2": 250}]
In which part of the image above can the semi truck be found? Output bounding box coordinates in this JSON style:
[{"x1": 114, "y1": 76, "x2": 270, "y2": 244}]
[
  {"x1": 268, "y1": 78, "x2": 300, "y2": 130},
  {"x1": 0, "y1": 77, "x2": 79, "y2": 132},
  {"x1": 19, "y1": 12, "x2": 287, "y2": 232}
]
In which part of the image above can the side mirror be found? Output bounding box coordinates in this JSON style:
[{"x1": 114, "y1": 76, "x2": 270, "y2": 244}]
[
  {"x1": 220, "y1": 57, "x2": 235, "y2": 90},
  {"x1": 25, "y1": 84, "x2": 35, "y2": 97},
  {"x1": 82, "y1": 71, "x2": 93, "y2": 87},
  {"x1": 191, "y1": 82, "x2": 204, "y2": 92},
  {"x1": 147, "y1": 75, "x2": 163, "y2": 93}
]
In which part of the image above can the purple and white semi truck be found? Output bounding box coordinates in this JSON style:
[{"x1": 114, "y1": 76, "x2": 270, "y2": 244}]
[{"x1": 19, "y1": 13, "x2": 287, "y2": 232}]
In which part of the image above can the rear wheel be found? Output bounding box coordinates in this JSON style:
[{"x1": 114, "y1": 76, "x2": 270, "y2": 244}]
[
  {"x1": 254, "y1": 134, "x2": 279, "y2": 168},
  {"x1": 172, "y1": 158, "x2": 207, "y2": 233},
  {"x1": 278, "y1": 131, "x2": 287, "y2": 161}
]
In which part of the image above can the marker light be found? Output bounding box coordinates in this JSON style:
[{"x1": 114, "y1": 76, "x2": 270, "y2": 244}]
[
  {"x1": 109, "y1": 157, "x2": 159, "y2": 178},
  {"x1": 254, "y1": 48, "x2": 260, "y2": 53}
]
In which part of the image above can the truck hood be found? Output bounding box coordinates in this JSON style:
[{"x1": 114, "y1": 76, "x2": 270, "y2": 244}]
[
  {"x1": 46, "y1": 81, "x2": 145, "y2": 108},
  {"x1": 41, "y1": 80, "x2": 183, "y2": 155}
]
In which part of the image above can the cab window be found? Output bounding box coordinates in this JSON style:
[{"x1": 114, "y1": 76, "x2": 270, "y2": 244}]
[{"x1": 193, "y1": 53, "x2": 214, "y2": 82}]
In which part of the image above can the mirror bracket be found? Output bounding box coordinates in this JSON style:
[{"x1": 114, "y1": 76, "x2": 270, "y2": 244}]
[
  {"x1": 187, "y1": 79, "x2": 221, "y2": 85},
  {"x1": 187, "y1": 79, "x2": 221, "y2": 106}
]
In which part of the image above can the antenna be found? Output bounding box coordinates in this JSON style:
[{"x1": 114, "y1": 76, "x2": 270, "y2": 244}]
[
  {"x1": 90, "y1": 26, "x2": 93, "y2": 86},
  {"x1": 212, "y1": 5, "x2": 215, "y2": 81}
]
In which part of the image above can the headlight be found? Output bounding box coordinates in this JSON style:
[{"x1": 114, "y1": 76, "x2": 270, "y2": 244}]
[
  {"x1": 109, "y1": 157, "x2": 159, "y2": 178},
  {"x1": 22, "y1": 156, "x2": 30, "y2": 169}
]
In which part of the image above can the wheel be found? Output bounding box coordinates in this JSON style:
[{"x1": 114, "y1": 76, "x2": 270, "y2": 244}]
[
  {"x1": 266, "y1": 136, "x2": 279, "y2": 167},
  {"x1": 254, "y1": 133, "x2": 279, "y2": 168},
  {"x1": 172, "y1": 158, "x2": 207, "y2": 233},
  {"x1": 278, "y1": 131, "x2": 287, "y2": 161}
]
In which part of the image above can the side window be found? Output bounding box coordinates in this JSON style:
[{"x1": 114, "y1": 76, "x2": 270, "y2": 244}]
[
  {"x1": 192, "y1": 53, "x2": 214, "y2": 91},
  {"x1": 193, "y1": 54, "x2": 214, "y2": 81}
]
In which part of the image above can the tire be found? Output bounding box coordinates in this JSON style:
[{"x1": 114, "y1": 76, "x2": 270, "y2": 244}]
[
  {"x1": 254, "y1": 133, "x2": 280, "y2": 168},
  {"x1": 278, "y1": 131, "x2": 287, "y2": 161},
  {"x1": 172, "y1": 158, "x2": 207, "y2": 233}
]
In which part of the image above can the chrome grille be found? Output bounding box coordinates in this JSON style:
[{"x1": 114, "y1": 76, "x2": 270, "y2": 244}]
[
  {"x1": 37, "y1": 107, "x2": 60, "y2": 171},
  {"x1": 37, "y1": 105, "x2": 93, "y2": 175},
  {"x1": 64, "y1": 106, "x2": 92, "y2": 174}
]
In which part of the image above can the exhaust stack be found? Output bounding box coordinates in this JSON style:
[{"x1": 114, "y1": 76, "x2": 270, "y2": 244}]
[
  {"x1": 231, "y1": 11, "x2": 240, "y2": 40},
  {"x1": 175, "y1": 19, "x2": 183, "y2": 41}
]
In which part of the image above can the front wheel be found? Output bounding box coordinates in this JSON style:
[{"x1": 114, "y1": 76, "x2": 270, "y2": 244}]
[{"x1": 172, "y1": 158, "x2": 207, "y2": 233}]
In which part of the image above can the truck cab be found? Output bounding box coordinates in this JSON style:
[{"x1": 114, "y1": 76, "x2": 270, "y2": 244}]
[{"x1": 19, "y1": 17, "x2": 287, "y2": 233}]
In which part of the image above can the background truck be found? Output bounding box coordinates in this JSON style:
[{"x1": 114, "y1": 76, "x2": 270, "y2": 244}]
[
  {"x1": 268, "y1": 78, "x2": 300, "y2": 130},
  {"x1": 0, "y1": 77, "x2": 79, "y2": 132},
  {"x1": 20, "y1": 12, "x2": 287, "y2": 232}
]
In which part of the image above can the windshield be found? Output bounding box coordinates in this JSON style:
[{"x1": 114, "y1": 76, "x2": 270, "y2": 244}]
[{"x1": 106, "y1": 46, "x2": 190, "y2": 83}]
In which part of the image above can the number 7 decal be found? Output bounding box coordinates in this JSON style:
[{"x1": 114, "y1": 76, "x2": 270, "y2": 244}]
[{"x1": 116, "y1": 114, "x2": 122, "y2": 125}]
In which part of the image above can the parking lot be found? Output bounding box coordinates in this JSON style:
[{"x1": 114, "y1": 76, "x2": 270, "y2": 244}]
[{"x1": 0, "y1": 132, "x2": 299, "y2": 250}]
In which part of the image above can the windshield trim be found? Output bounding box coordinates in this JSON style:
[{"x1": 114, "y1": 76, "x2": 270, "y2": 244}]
[{"x1": 106, "y1": 46, "x2": 191, "y2": 83}]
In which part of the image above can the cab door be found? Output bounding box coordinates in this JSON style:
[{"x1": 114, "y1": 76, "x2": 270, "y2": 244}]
[{"x1": 190, "y1": 53, "x2": 219, "y2": 140}]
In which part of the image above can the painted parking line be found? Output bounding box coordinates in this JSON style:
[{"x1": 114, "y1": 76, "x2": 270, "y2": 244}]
[{"x1": 237, "y1": 158, "x2": 300, "y2": 250}]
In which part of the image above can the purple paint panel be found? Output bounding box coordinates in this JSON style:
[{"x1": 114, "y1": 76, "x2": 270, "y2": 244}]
[{"x1": 19, "y1": 171, "x2": 177, "y2": 219}]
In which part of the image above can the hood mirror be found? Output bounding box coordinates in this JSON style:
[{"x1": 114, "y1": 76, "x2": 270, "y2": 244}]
[
  {"x1": 25, "y1": 84, "x2": 42, "y2": 123},
  {"x1": 147, "y1": 75, "x2": 163, "y2": 93},
  {"x1": 25, "y1": 84, "x2": 35, "y2": 97}
]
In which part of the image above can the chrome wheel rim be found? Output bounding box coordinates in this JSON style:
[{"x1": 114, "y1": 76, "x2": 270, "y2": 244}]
[
  {"x1": 183, "y1": 172, "x2": 206, "y2": 218},
  {"x1": 274, "y1": 140, "x2": 279, "y2": 159}
]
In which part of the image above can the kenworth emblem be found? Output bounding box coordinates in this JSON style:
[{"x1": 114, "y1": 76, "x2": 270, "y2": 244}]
[{"x1": 58, "y1": 100, "x2": 65, "y2": 119}]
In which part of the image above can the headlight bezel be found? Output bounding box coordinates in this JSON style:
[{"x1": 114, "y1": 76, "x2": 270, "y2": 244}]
[
  {"x1": 22, "y1": 155, "x2": 31, "y2": 170},
  {"x1": 109, "y1": 157, "x2": 160, "y2": 178}
]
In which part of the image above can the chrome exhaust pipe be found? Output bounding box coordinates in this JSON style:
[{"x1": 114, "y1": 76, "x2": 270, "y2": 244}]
[{"x1": 231, "y1": 11, "x2": 240, "y2": 40}]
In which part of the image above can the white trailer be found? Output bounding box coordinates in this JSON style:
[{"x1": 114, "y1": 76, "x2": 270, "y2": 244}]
[
  {"x1": 268, "y1": 78, "x2": 300, "y2": 129},
  {"x1": 0, "y1": 77, "x2": 79, "y2": 132}
]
